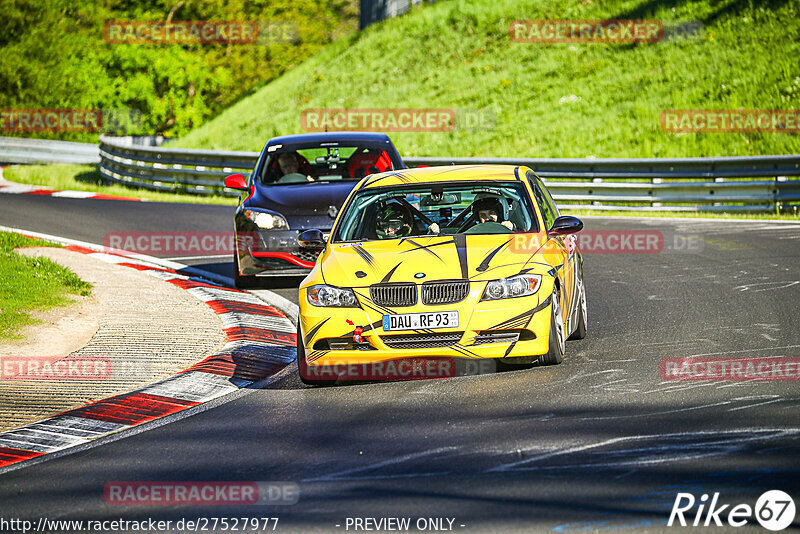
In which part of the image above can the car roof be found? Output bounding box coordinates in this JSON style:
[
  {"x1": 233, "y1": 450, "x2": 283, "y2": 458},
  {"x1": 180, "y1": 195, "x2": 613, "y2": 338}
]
[
  {"x1": 359, "y1": 165, "x2": 530, "y2": 189},
  {"x1": 266, "y1": 131, "x2": 393, "y2": 146}
]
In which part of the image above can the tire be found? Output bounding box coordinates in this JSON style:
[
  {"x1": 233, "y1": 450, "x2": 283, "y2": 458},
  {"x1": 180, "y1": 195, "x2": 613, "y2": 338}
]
[
  {"x1": 568, "y1": 276, "x2": 587, "y2": 341},
  {"x1": 233, "y1": 252, "x2": 259, "y2": 289},
  {"x1": 296, "y1": 321, "x2": 336, "y2": 386},
  {"x1": 538, "y1": 286, "x2": 565, "y2": 366}
]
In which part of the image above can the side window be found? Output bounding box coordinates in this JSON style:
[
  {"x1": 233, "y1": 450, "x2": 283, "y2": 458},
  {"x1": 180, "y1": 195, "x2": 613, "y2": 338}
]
[
  {"x1": 540, "y1": 179, "x2": 561, "y2": 218},
  {"x1": 528, "y1": 171, "x2": 555, "y2": 230},
  {"x1": 256, "y1": 154, "x2": 274, "y2": 184}
]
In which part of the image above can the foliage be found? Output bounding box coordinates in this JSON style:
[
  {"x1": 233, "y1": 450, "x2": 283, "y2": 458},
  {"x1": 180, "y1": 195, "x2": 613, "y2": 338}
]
[{"x1": 0, "y1": 0, "x2": 358, "y2": 141}]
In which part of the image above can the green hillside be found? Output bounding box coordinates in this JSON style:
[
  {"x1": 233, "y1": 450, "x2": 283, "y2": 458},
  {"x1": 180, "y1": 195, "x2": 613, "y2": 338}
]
[
  {"x1": 0, "y1": 0, "x2": 357, "y2": 141},
  {"x1": 176, "y1": 0, "x2": 800, "y2": 157}
]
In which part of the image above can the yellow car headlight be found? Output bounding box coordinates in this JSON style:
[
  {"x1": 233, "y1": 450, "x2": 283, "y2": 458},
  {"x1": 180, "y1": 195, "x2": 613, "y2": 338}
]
[
  {"x1": 307, "y1": 284, "x2": 359, "y2": 308},
  {"x1": 481, "y1": 274, "x2": 542, "y2": 301}
]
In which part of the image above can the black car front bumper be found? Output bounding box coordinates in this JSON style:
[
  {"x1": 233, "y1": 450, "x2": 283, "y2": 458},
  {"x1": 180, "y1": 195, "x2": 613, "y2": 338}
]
[{"x1": 235, "y1": 228, "x2": 324, "y2": 277}]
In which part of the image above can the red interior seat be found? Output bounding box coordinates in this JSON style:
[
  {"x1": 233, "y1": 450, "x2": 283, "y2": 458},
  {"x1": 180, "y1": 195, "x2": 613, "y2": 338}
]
[{"x1": 347, "y1": 150, "x2": 392, "y2": 178}]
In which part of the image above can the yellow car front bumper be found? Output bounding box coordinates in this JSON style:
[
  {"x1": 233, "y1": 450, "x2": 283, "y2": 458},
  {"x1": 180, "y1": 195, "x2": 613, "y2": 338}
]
[{"x1": 298, "y1": 284, "x2": 554, "y2": 369}]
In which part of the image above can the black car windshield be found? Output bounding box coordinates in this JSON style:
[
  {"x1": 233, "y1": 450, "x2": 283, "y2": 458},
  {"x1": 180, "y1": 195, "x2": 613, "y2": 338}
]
[
  {"x1": 334, "y1": 181, "x2": 539, "y2": 242},
  {"x1": 257, "y1": 144, "x2": 397, "y2": 185}
]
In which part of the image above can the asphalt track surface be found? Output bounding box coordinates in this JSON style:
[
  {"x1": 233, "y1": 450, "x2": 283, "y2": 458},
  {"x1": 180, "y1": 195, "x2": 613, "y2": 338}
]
[{"x1": 1, "y1": 193, "x2": 800, "y2": 532}]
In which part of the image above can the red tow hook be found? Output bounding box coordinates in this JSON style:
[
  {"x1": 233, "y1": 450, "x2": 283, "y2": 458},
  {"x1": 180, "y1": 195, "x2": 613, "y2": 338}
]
[{"x1": 353, "y1": 327, "x2": 364, "y2": 344}]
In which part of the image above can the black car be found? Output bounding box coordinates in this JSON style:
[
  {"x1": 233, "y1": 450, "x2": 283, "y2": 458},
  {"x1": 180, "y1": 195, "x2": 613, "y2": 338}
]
[{"x1": 224, "y1": 131, "x2": 405, "y2": 287}]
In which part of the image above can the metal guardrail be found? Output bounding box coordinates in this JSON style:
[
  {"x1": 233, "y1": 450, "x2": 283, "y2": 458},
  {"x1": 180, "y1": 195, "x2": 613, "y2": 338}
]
[
  {"x1": 0, "y1": 136, "x2": 99, "y2": 165},
  {"x1": 96, "y1": 136, "x2": 800, "y2": 211},
  {"x1": 406, "y1": 155, "x2": 800, "y2": 180},
  {"x1": 408, "y1": 156, "x2": 800, "y2": 212},
  {"x1": 98, "y1": 135, "x2": 258, "y2": 196},
  {"x1": 5, "y1": 135, "x2": 799, "y2": 211}
]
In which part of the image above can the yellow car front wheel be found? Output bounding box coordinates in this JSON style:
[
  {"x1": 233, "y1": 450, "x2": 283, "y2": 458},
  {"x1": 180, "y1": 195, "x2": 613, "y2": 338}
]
[
  {"x1": 538, "y1": 286, "x2": 565, "y2": 366},
  {"x1": 568, "y1": 276, "x2": 587, "y2": 341}
]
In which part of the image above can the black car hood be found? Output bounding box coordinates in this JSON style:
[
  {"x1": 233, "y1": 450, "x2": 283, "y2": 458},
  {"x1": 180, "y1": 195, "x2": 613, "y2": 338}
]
[{"x1": 246, "y1": 180, "x2": 358, "y2": 230}]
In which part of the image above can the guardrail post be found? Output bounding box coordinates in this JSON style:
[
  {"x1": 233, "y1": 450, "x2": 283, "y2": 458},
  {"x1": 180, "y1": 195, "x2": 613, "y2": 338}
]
[{"x1": 651, "y1": 177, "x2": 662, "y2": 209}]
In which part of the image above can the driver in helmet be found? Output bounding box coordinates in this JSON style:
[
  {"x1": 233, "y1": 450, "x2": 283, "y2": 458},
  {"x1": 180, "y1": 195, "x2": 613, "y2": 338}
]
[
  {"x1": 376, "y1": 202, "x2": 414, "y2": 239},
  {"x1": 376, "y1": 200, "x2": 440, "y2": 238},
  {"x1": 473, "y1": 197, "x2": 514, "y2": 231}
]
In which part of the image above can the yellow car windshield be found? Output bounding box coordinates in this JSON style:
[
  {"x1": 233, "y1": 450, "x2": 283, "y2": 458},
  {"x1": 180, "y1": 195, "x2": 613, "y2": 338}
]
[{"x1": 334, "y1": 182, "x2": 539, "y2": 242}]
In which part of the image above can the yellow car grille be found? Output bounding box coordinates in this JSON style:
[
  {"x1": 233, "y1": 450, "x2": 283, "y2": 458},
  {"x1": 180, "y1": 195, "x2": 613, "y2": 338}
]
[
  {"x1": 369, "y1": 280, "x2": 470, "y2": 307},
  {"x1": 421, "y1": 280, "x2": 469, "y2": 305},
  {"x1": 370, "y1": 283, "x2": 417, "y2": 306}
]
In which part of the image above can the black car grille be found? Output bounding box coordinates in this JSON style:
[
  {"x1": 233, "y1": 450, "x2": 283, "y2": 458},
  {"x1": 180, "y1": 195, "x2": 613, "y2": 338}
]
[
  {"x1": 421, "y1": 280, "x2": 469, "y2": 305},
  {"x1": 370, "y1": 283, "x2": 417, "y2": 307},
  {"x1": 382, "y1": 332, "x2": 463, "y2": 349},
  {"x1": 295, "y1": 249, "x2": 322, "y2": 263}
]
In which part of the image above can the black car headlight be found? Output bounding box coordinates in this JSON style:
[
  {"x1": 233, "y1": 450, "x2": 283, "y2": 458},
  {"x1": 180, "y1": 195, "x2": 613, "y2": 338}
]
[
  {"x1": 243, "y1": 208, "x2": 290, "y2": 230},
  {"x1": 307, "y1": 285, "x2": 359, "y2": 307},
  {"x1": 481, "y1": 274, "x2": 542, "y2": 301}
]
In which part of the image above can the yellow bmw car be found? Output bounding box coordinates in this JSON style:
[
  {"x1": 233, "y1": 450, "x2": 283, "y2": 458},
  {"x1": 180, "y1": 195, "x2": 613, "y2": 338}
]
[{"x1": 296, "y1": 165, "x2": 586, "y2": 384}]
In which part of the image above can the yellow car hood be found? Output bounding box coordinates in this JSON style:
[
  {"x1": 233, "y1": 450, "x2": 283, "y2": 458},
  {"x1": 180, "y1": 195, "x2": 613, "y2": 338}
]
[{"x1": 319, "y1": 233, "x2": 556, "y2": 286}]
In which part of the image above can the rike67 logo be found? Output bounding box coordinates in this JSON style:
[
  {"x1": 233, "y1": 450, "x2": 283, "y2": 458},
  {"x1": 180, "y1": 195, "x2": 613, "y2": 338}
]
[{"x1": 668, "y1": 490, "x2": 796, "y2": 531}]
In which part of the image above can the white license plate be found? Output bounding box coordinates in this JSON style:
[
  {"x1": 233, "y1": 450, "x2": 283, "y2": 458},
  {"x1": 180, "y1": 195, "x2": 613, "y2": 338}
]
[{"x1": 382, "y1": 311, "x2": 459, "y2": 331}]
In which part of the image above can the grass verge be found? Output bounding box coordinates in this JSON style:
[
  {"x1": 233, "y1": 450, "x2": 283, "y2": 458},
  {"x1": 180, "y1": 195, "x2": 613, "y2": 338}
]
[
  {"x1": 2, "y1": 165, "x2": 238, "y2": 206},
  {"x1": 0, "y1": 232, "x2": 93, "y2": 341}
]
